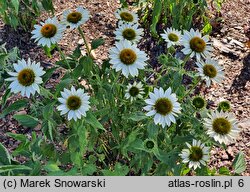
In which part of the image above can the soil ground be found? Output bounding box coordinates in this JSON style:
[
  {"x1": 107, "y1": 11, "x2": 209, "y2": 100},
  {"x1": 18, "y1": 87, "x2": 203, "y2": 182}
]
[{"x1": 0, "y1": 0, "x2": 249, "y2": 175}]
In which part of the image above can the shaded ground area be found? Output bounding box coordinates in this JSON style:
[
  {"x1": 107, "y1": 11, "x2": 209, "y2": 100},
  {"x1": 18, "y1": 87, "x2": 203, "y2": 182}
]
[{"x1": 0, "y1": 0, "x2": 249, "y2": 175}]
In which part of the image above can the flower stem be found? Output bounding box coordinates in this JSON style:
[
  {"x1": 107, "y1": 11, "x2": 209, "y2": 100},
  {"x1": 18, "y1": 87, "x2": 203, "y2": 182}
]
[
  {"x1": 180, "y1": 78, "x2": 200, "y2": 102},
  {"x1": 78, "y1": 26, "x2": 91, "y2": 56},
  {"x1": 182, "y1": 54, "x2": 190, "y2": 68},
  {"x1": 56, "y1": 43, "x2": 72, "y2": 72}
]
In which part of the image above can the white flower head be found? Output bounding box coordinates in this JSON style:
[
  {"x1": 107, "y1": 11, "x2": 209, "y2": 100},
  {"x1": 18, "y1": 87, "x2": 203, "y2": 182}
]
[
  {"x1": 62, "y1": 7, "x2": 90, "y2": 29},
  {"x1": 114, "y1": 23, "x2": 143, "y2": 43},
  {"x1": 143, "y1": 87, "x2": 181, "y2": 128},
  {"x1": 5, "y1": 58, "x2": 45, "y2": 98},
  {"x1": 160, "y1": 27, "x2": 182, "y2": 48},
  {"x1": 196, "y1": 58, "x2": 224, "y2": 87},
  {"x1": 204, "y1": 111, "x2": 240, "y2": 144},
  {"x1": 109, "y1": 40, "x2": 148, "y2": 78},
  {"x1": 180, "y1": 139, "x2": 210, "y2": 170},
  {"x1": 125, "y1": 81, "x2": 144, "y2": 101},
  {"x1": 57, "y1": 86, "x2": 90, "y2": 121},
  {"x1": 115, "y1": 8, "x2": 139, "y2": 24},
  {"x1": 181, "y1": 28, "x2": 213, "y2": 60},
  {"x1": 31, "y1": 17, "x2": 65, "y2": 48}
]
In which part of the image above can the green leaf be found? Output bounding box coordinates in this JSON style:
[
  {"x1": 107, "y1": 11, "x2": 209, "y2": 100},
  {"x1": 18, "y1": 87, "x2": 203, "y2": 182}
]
[
  {"x1": 72, "y1": 45, "x2": 82, "y2": 59},
  {"x1": 82, "y1": 164, "x2": 96, "y2": 175},
  {"x1": 120, "y1": 130, "x2": 139, "y2": 157},
  {"x1": 91, "y1": 38, "x2": 104, "y2": 50},
  {"x1": 40, "y1": 86, "x2": 54, "y2": 99},
  {"x1": 13, "y1": 114, "x2": 39, "y2": 128},
  {"x1": 43, "y1": 45, "x2": 56, "y2": 57},
  {"x1": 0, "y1": 99, "x2": 28, "y2": 118},
  {"x1": 7, "y1": 133, "x2": 27, "y2": 142},
  {"x1": 150, "y1": 0, "x2": 162, "y2": 38},
  {"x1": 44, "y1": 162, "x2": 60, "y2": 172},
  {"x1": 71, "y1": 61, "x2": 84, "y2": 79},
  {"x1": 147, "y1": 122, "x2": 159, "y2": 138},
  {"x1": 56, "y1": 58, "x2": 76, "y2": 69},
  {"x1": 41, "y1": 0, "x2": 54, "y2": 13},
  {"x1": 119, "y1": 0, "x2": 128, "y2": 7},
  {"x1": 55, "y1": 78, "x2": 73, "y2": 96},
  {"x1": 0, "y1": 165, "x2": 32, "y2": 174},
  {"x1": 127, "y1": 112, "x2": 147, "y2": 122},
  {"x1": 85, "y1": 112, "x2": 106, "y2": 131},
  {"x1": 233, "y1": 151, "x2": 246, "y2": 174},
  {"x1": 42, "y1": 67, "x2": 57, "y2": 84},
  {"x1": 42, "y1": 103, "x2": 55, "y2": 120},
  {"x1": 219, "y1": 167, "x2": 230, "y2": 175},
  {"x1": 102, "y1": 163, "x2": 129, "y2": 176},
  {"x1": 172, "y1": 135, "x2": 193, "y2": 145},
  {"x1": 79, "y1": 56, "x2": 93, "y2": 75},
  {"x1": 11, "y1": 0, "x2": 19, "y2": 14},
  {"x1": 42, "y1": 120, "x2": 57, "y2": 141},
  {"x1": 0, "y1": 143, "x2": 11, "y2": 165},
  {"x1": 202, "y1": 23, "x2": 212, "y2": 35},
  {"x1": 1, "y1": 89, "x2": 11, "y2": 109},
  {"x1": 47, "y1": 167, "x2": 78, "y2": 176}
]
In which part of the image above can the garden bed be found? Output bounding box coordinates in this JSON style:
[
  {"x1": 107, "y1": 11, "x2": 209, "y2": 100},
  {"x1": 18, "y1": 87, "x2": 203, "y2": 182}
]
[{"x1": 0, "y1": 0, "x2": 249, "y2": 175}]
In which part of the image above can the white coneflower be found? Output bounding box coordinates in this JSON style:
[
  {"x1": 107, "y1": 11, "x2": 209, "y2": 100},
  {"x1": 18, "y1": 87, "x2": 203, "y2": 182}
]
[
  {"x1": 180, "y1": 139, "x2": 210, "y2": 170},
  {"x1": 114, "y1": 23, "x2": 143, "y2": 43},
  {"x1": 6, "y1": 58, "x2": 45, "y2": 98},
  {"x1": 115, "y1": 8, "x2": 139, "y2": 24},
  {"x1": 160, "y1": 27, "x2": 182, "y2": 48},
  {"x1": 57, "y1": 86, "x2": 90, "y2": 121},
  {"x1": 125, "y1": 82, "x2": 144, "y2": 101},
  {"x1": 143, "y1": 87, "x2": 181, "y2": 128},
  {"x1": 109, "y1": 40, "x2": 148, "y2": 77},
  {"x1": 181, "y1": 28, "x2": 212, "y2": 60},
  {"x1": 62, "y1": 7, "x2": 90, "y2": 29},
  {"x1": 31, "y1": 17, "x2": 65, "y2": 48},
  {"x1": 196, "y1": 58, "x2": 224, "y2": 87},
  {"x1": 204, "y1": 111, "x2": 240, "y2": 144}
]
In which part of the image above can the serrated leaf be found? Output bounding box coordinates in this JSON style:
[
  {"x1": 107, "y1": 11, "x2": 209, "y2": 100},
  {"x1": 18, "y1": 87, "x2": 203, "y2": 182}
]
[
  {"x1": 233, "y1": 151, "x2": 246, "y2": 174},
  {"x1": 0, "y1": 99, "x2": 28, "y2": 118},
  {"x1": 42, "y1": 103, "x2": 55, "y2": 120},
  {"x1": 13, "y1": 114, "x2": 39, "y2": 128}
]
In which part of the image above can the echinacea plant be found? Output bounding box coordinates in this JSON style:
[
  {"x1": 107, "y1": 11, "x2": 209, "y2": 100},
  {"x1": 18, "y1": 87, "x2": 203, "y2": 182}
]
[{"x1": 0, "y1": 3, "x2": 246, "y2": 177}]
